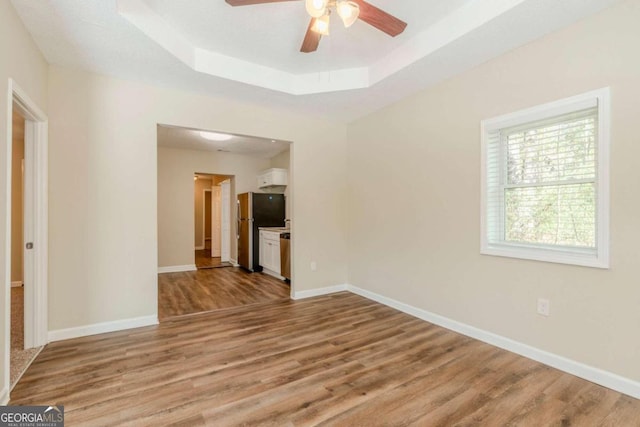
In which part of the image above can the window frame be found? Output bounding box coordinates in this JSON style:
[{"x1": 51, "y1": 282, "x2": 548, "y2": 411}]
[{"x1": 480, "y1": 88, "x2": 610, "y2": 269}]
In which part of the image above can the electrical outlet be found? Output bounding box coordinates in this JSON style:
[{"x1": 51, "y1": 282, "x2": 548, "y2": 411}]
[
  {"x1": 537, "y1": 298, "x2": 550, "y2": 316},
  {"x1": 310, "y1": 261, "x2": 317, "y2": 271}
]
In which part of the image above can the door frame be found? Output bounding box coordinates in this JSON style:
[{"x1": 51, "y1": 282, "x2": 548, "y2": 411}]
[
  {"x1": 200, "y1": 181, "x2": 231, "y2": 261},
  {"x1": 202, "y1": 188, "x2": 212, "y2": 250},
  {"x1": 203, "y1": 187, "x2": 223, "y2": 258},
  {"x1": 220, "y1": 180, "x2": 231, "y2": 263},
  {"x1": 210, "y1": 186, "x2": 221, "y2": 258},
  {"x1": 4, "y1": 79, "x2": 48, "y2": 393}
]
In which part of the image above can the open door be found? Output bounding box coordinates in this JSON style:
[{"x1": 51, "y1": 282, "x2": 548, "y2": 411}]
[
  {"x1": 220, "y1": 180, "x2": 231, "y2": 262},
  {"x1": 10, "y1": 82, "x2": 48, "y2": 353},
  {"x1": 211, "y1": 186, "x2": 221, "y2": 257},
  {"x1": 5, "y1": 80, "x2": 48, "y2": 398}
]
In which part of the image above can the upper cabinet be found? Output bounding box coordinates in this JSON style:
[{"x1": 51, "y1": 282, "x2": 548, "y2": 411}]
[{"x1": 258, "y1": 168, "x2": 288, "y2": 192}]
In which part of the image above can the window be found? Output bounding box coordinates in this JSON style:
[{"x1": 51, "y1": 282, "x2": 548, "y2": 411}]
[{"x1": 481, "y1": 88, "x2": 610, "y2": 268}]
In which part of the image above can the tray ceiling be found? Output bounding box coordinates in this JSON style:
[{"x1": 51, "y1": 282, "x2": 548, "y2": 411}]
[{"x1": 11, "y1": 0, "x2": 623, "y2": 121}]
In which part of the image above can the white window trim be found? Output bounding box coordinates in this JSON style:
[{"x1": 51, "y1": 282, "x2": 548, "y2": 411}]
[{"x1": 480, "y1": 88, "x2": 610, "y2": 269}]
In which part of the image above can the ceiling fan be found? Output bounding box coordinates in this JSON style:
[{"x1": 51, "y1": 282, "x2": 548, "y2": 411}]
[{"x1": 225, "y1": 0, "x2": 407, "y2": 53}]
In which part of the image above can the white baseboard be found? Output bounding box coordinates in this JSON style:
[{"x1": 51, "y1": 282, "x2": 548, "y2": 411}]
[
  {"x1": 291, "y1": 284, "x2": 348, "y2": 300},
  {"x1": 347, "y1": 284, "x2": 640, "y2": 400},
  {"x1": 0, "y1": 386, "x2": 8, "y2": 405},
  {"x1": 48, "y1": 315, "x2": 158, "y2": 342},
  {"x1": 10, "y1": 281, "x2": 23, "y2": 287},
  {"x1": 229, "y1": 259, "x2": 240, "y2": 267},
  {"x1": 158, "y1": 264, "x2": 197, "y2": 274}
]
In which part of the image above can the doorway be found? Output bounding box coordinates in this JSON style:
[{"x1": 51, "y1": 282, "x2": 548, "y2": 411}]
[
  {"x1": 5, "y1": 80, "x2": 48, "y2": 394},
  {"x1": 156, "y1": 124, "x2": 293, "y2": 320},
  {"x1": 194, "y1": 174, "x2": 232, "y2": 270},
  {"x1": 9, "y1": 107, "x2": 38, "y2": 387},
  {"x1": 204, "y1": 190, "x2": 213, "y2": 250}
]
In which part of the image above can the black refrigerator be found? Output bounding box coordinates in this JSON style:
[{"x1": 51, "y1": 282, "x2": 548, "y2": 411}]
[{"x1": 237, "y1": 192, "x2": 286, "y2": 271}]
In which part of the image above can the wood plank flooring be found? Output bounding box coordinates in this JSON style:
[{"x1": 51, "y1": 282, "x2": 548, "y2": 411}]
[
  {"x1": 158, "y1": 267, "x2": 290, "y2": 320},
  {"x1": 10, "y1": 292, "x2": 640, "y2": 426},
  {"x1": 195, "y1": 249, "x2": 231, "y2": 269}
]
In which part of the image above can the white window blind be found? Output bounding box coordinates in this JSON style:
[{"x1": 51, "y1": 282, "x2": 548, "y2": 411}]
[{"x1": 481, "y1": 88, "x2": 610, "y2": 268}]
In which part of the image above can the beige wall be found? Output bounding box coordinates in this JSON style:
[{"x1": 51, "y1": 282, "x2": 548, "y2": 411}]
[
  {"x1": 193, "y1": 178, "x2": 213, "y2": 249},
  {"x1": 11, "y1": 110, "x2": 25, "y2": 283},
  {"x1": 49, "y1": 66, "x2": 348, "y2": 331},
  {"x1": 158, "y1": 147, "x2": 270, "y2": 267},
  {"x1": 0, "y1": 0, "x2": 49, "y2": 400},
  {"x1": 270, "y1": 149, "x2": 290, "y2": 169},
  {"x1": 270, "y1": 149, "x2": 291, "y2": 220},
  {"x1": 347, "y1": 0, "x2": 640, "y2": 382}
]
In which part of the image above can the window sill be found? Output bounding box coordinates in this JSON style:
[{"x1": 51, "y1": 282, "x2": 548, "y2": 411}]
[{"x1": 480, "y1": 245, "x2": 609, "y2": 269}]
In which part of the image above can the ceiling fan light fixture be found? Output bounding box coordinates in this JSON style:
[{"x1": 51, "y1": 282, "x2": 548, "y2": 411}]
[
  {"x1": 305, "y1": 0, "x2": 328, "y2": 18},
  {"x1": 311, "y1": 14, "x2": 330, "y2": 36},
  {"x1": 199, "y1": 131, "x2": 233, "y2": 141},
  {"x1": 336, "y1": 1, "x2": 359, "y2": 28}
]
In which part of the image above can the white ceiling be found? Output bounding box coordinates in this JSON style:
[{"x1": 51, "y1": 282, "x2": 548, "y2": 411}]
[
  {"x1": 138, "y1": 0, "x2": 469, "y2": 74},
  {"x1": 157, "y1": 125, "x2": 291, "y2": 159},
  {"x1": 11, "y1": 0, "x2": 622, "y2": 121}
]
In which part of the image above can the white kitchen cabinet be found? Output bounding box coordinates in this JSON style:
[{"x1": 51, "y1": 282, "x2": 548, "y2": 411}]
[
  {"x1": 258, "y1": 168, "x2": 288, "y2": 190},
  {"x1": 259, "y1": 230, "x2": 282, "y2": 278}
]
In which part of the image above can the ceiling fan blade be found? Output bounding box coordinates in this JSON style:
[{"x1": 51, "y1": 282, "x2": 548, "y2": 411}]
[
  {"x1": 300, "y1": 18, "x2": 321, "y2": 53},
  {"x1": 225, "y1": 0, "x2": 299, "y2": 6},
  {"x1": 351, "y1": 0, "x2": 407, "y2": 37}
]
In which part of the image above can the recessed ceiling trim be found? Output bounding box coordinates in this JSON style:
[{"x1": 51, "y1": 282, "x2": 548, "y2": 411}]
[
  {"x1": 117, "y1": 0, "x2": 370, "y2": 94},
  {"x1": 194, "y1": 47, "x2": 370, "y2": 95},
  {"x1": 369, "y1": 0, "x2": 528, "y2": 85},
  {"x1": 118, "y1": 0, "x2": 535, "y2": 95},
  {"x1": 117, "y1": 0, "x2": 195, "y2": 67}
]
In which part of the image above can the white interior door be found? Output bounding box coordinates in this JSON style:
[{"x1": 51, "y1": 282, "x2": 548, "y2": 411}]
[
  {"x1": 211, "y1": 186, "x2": 222, "y2": 257},
  {"x1": 10, "y1": 81, "x2": 49, "y2": 353},
  {"x1": 220, "y1": 180, "x2": 231, "y2": 262}
]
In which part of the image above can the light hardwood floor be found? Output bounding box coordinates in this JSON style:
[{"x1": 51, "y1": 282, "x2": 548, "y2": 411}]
[
  {"x1": 9, "y1": 292, "x2": 640, "y2": 426},
  {"x1": 194, "y1": 249, "x2": 231, "y2": 269},
  {"x1": 158, "y1": 267, "x2": 290, "y2": 320}
]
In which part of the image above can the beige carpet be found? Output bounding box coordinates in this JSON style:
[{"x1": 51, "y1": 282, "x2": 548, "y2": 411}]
[{"x1": 10, "y1": 286, "x2": 41, "y2": 387}]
